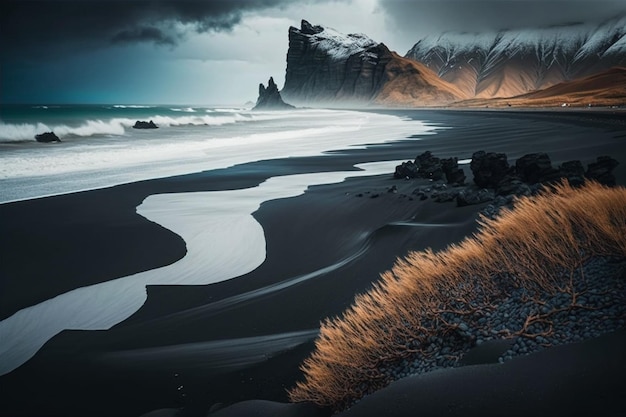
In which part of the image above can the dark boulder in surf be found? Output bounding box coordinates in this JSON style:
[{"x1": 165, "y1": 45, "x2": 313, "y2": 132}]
[
  {"x1": 133, "y1": 120, "x2": 159, "y2": 129},
  {"x1": 35, "y1": 131, "x2": 61, "y2": 143}
]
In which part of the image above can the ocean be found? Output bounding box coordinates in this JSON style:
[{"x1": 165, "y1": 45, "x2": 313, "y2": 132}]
[{"x1": 0, "y1": 104, "x2": 435, "y2": 203}]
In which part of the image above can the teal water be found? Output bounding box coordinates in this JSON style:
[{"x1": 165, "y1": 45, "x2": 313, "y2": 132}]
[{"x1": 0, "y1": 104, "x2": 251, "y2": 142}]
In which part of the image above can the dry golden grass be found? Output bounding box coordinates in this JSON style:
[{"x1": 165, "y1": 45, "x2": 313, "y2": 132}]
[{"x1": 288, "y1": 181, "x2": 626, "y2": 410}]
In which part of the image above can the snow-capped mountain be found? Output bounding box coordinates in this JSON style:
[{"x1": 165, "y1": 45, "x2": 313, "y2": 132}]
[
  {"x1": 405, "y1": 15, "x2": 626, "y2": 98},
  {"x1": 281, "y1": 20, "x2": 463, "y2": 106},
  {"x1": 302, "y1": 23, "x2": 378, "y2": 61}
]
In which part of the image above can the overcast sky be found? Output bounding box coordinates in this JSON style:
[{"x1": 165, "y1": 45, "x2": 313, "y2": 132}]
[{"x1": 1, "y1": 0, "x2": 625, "y2": 105}]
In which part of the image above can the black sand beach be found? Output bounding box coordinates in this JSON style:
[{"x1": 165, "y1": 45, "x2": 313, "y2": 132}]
[{"x1": 1, "y1": 109, "x2": 625, "y2": 417}]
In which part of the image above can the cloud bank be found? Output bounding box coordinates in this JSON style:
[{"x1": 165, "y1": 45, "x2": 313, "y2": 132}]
[{"x1": 1, "y1": 0, "x2": 302, "y2": 58}]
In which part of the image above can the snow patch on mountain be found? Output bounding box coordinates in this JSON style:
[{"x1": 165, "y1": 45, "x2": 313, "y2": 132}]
[
  {"x1": 307, "y1": 26, "x2": 378, "y2": 60},
  {"x1": 574, "y1": 15, "x2": 626, "y2": 61}
]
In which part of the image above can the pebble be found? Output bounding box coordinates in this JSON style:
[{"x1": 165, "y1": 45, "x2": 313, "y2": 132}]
[{"x1": 375, "y1": 256, "x2": 626, "y2": 384}]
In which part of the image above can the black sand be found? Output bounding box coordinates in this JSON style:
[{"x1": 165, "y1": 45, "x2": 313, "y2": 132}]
[{"x1": 1, "y1": 109, "x2": 625, "y2": 417}]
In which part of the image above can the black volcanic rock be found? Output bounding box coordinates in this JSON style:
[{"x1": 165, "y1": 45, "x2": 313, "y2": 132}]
[
  {"x1": 456, "y1": 188, "x2": 495, "y2": 207},
  {"x1": 35, "y1": 131, "x2": 61, "y2": 142},
  {"x1": 515, "y1": 153, "x2": 556, "y2": 184},
  {"x1": 495, "y1": 176, "x2": 531, "y2": 197},
  {"x1": 393, "y1": 151, "x2": 444, "y2": 181},
  {"x1": 133, "y1": 120, "x2": 158, "y2": 129},
  {"x1": 559, "y1": 160, "x2": 586, "y2": 186},
  {"x1": 586, "y1": 156, "x2": 620, "y2": 186},
  {"x1": 253, "y1": 77, "x2": 295, "y2": 110},
  {"x1": 560, "y1": 160, "x2": 585, "y2": 178},
  {"x1": 445, "y1": 168, "x2": 466, "y2": 185},
  {"x1": 394, "y1": 150, "x2": 621, "y2": 224},
  {"x1": 441, "y1": 157, "x2": 466, "y2": 185},
  {"x1": 470, "y1": 151, "x2": 510, "y2": 188},
  {"x1": 394, "y1": 161, "x2": 419, "y2": 179},
  {"x1": 416, "y1": 151, "x2": 443, "y2": 181}
]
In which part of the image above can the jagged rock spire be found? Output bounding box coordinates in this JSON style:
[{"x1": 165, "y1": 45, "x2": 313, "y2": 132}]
[{"x1": 253, "y1": 77, "x2": 295, "y2": 110}]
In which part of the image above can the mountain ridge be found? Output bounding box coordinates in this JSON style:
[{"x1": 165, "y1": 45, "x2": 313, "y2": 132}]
[
  {"x1": 279, "y1": 18, "x2": 626, "y2": 108},
  {"x1": 405, "y1": 15, "x2": 626, "y2": 99}
]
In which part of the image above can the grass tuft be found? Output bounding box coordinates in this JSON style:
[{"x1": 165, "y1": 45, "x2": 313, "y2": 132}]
[{"x1": 288, "y1": 181, "x2": 626, "y2": 410}]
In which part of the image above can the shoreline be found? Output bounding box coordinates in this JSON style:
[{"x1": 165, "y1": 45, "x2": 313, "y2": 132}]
[{"x1": 1, "y1": 109, "x2": 625, "y2": 416}]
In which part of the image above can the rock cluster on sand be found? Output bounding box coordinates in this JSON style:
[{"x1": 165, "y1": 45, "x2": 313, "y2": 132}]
[
  {"x1": 395, "y1": 151, "x2": 620, "y2": 218},
  {"x1": 383, "y1": 153, "x2": 625, "y2": 382},
  {"x1": 34, "y1": 131, "x2": 61, "y2": 143},
  {"x1": 394, "y1": 151, "x2": 466, "y2": 185},
  {"x1": 252, "y1": 77, "x2": 295, "y2": 110},
  {"x1": 133, "y1": 120, "x2": 158, "y2": 129}
]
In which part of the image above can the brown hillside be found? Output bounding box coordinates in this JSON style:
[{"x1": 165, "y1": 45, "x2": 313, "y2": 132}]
[
  {"x1": 451, "y1": 67, "x2": 626, "y2": 108},
  {"x1": 521, "y1": 66, "x2": 626, "y2": 100},
  {"x1": 373, "y1": 52, "x2": 467, "y2": 107}
]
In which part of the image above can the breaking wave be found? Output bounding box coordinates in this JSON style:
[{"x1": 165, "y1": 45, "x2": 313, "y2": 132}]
[
  {"x1": 170, "y1": 107, "x2": 197, "y2": 112},
  {"x1": 0, "y1": 119, "x2": 131, "y2": 142},
  {"x1": 0, "y1": 113, "x2": 270, "y2": 142}
]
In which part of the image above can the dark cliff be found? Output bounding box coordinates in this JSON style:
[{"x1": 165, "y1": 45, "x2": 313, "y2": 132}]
[{"x1": 281, "y1": 20, "x2": 462, "y2": 107}]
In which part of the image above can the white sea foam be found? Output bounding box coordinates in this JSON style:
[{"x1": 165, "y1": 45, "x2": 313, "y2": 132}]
[
  {"x1": 0, "y1": 114, "x2": 249, "y2": 142},
  {"x1": 0, "y1": 160, "x2": 405, "y2": 375},
  {"x1": 0, "y1": 118, "x2": 134, "y2": 141},
  {"x1": 214, "y1": 108, "x2": 248, "y2": 113},
  {"x1": 0, "y1": 108, "x2": 303, "y2": 143},
  {"x1": 148, "y1": 113, "x2": 248, "y2": 126},
  {"x1": 112, "y1": 104, "x2": 155, "y2": 109},
  {"x1": 170, "y1": 107, "x2": 197, "y2": 112},
  {"x1": 0, "y1": 110, "x2": 436, "y2": 203},
  {"x1": 0, "y1": 122, "x2": 56, "y2": 142}
]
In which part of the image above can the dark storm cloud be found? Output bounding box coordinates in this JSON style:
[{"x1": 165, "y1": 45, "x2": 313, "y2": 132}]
[
  {"x1": 0, "y1": 0, "x2": 294, "y2": 59},
  {"x1": 111, "y1": 26, "x2": 178, "y2": 46},
  {"x1": 378, "y1": 0, "x2": 626, "y2": 35}
]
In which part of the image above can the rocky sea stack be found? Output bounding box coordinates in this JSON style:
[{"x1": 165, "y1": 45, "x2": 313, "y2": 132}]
[{"x1": 253, "y1": 77, "x2": 294, "y2": 110}]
